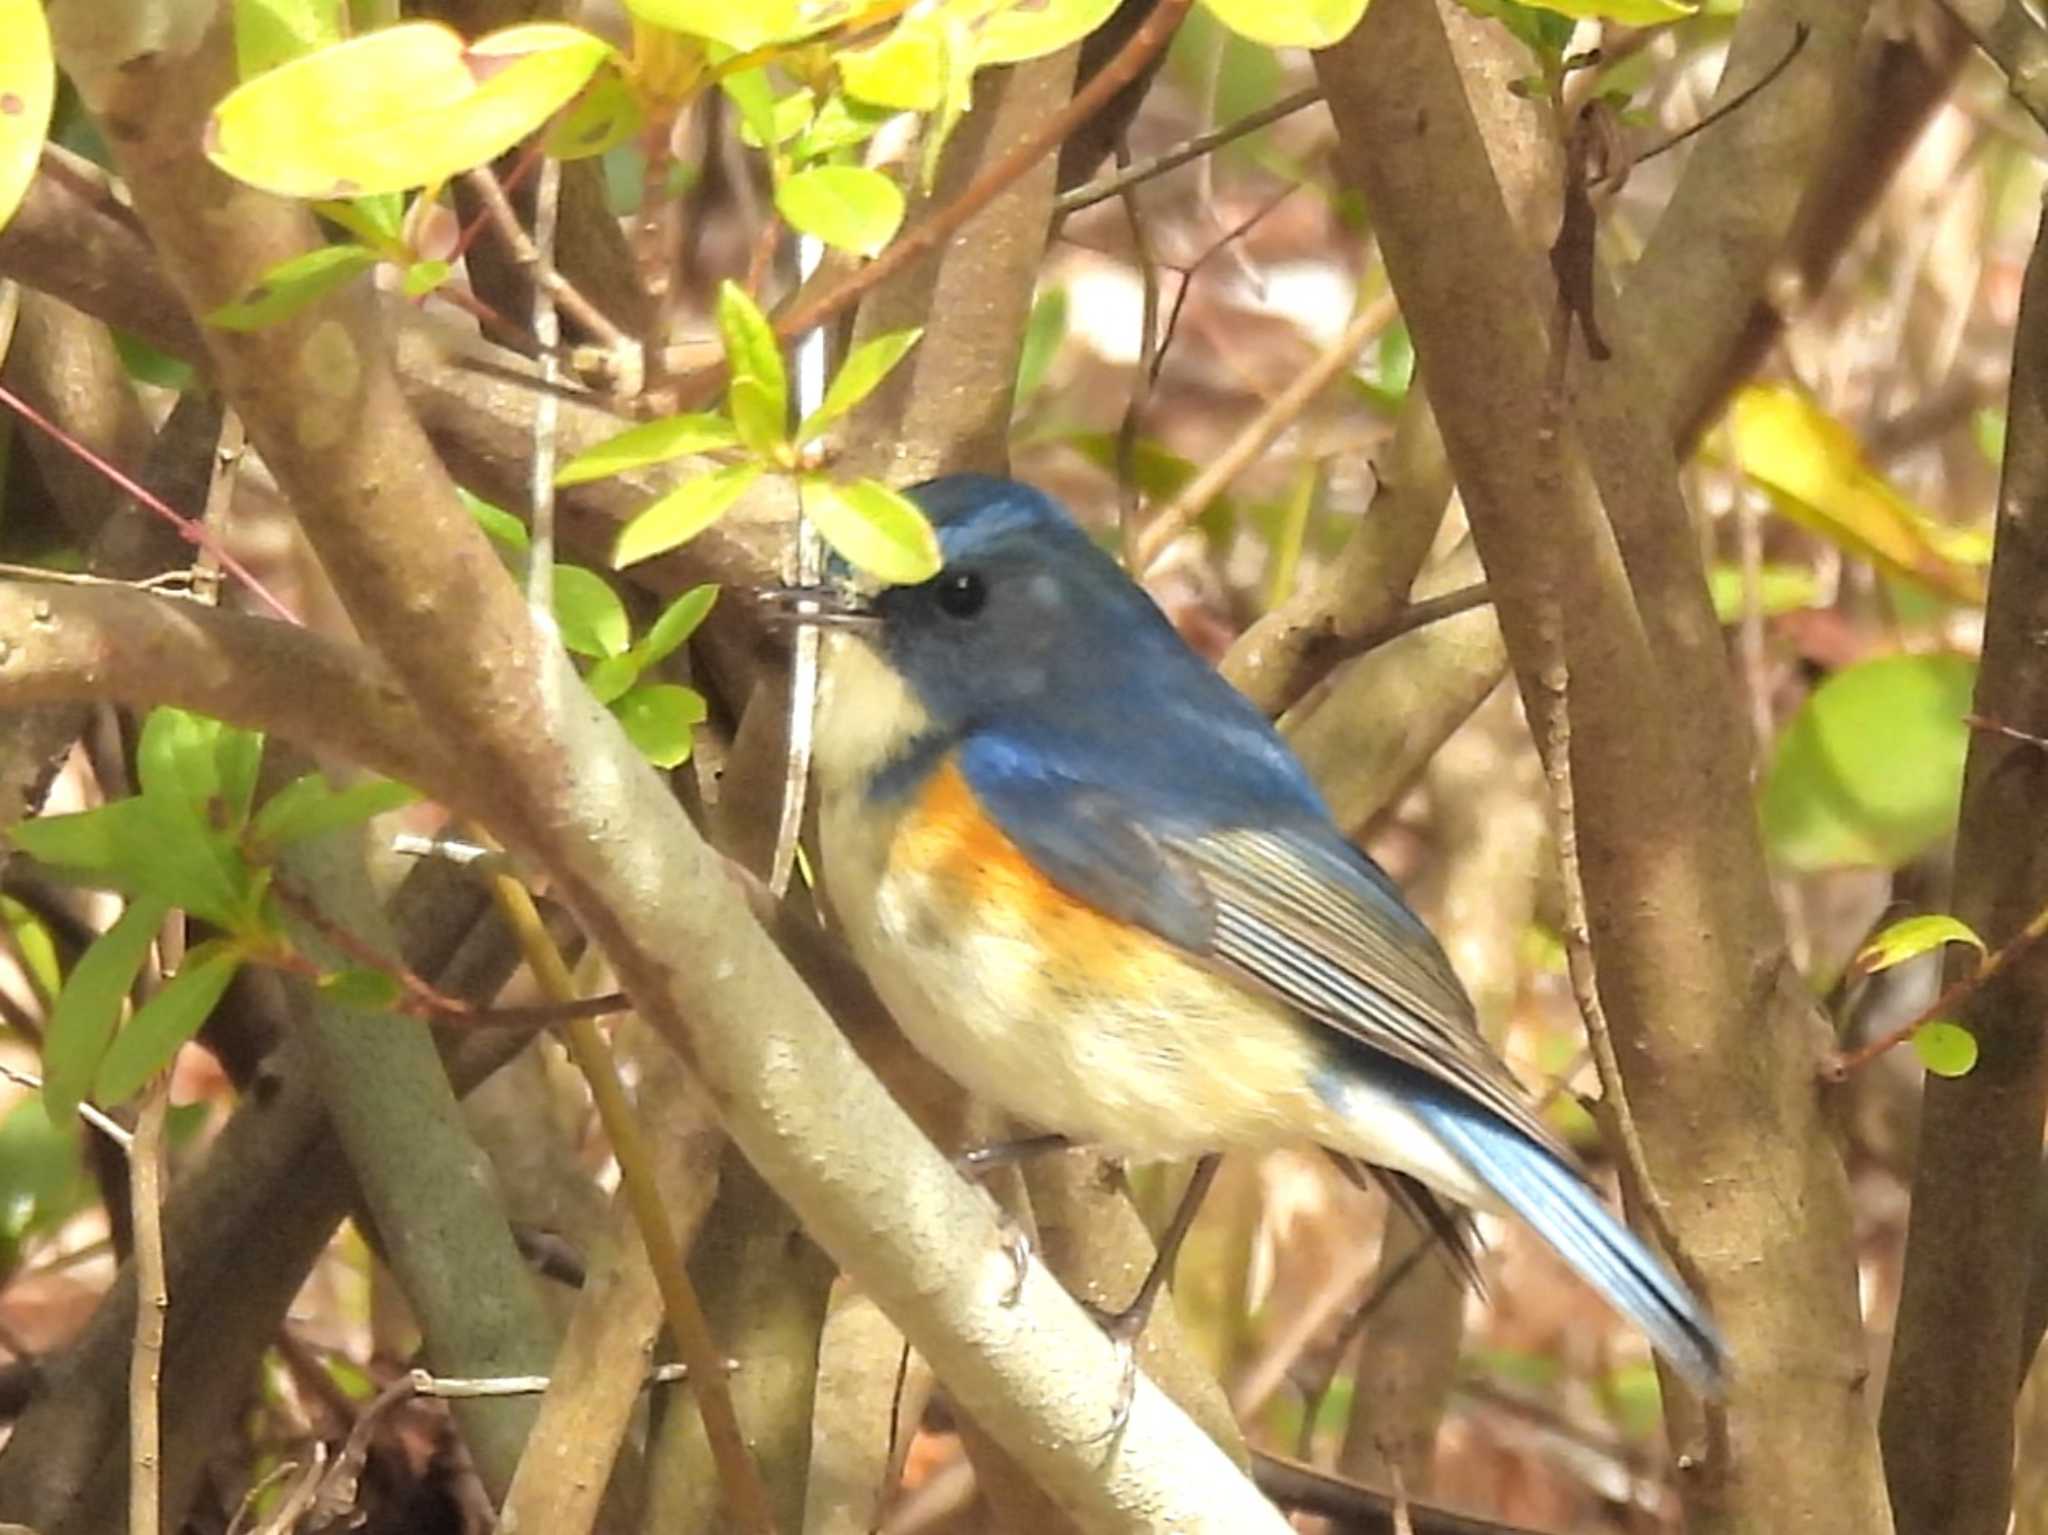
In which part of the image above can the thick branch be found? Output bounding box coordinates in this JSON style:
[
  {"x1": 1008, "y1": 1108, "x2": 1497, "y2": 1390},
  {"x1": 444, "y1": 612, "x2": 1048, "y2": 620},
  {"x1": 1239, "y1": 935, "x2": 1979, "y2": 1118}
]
[{"x1": 1879, "y1": 198, "x2": 2048, "y2": 1535}]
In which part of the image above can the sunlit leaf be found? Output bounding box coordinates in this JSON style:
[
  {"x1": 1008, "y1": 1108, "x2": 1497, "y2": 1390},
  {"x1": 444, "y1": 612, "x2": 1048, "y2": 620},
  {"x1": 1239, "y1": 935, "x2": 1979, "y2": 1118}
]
[
  {"x1": 1913, "y1": 1020, "x2": 1979, "y2": 1078},
  {"x1": 554, "y1": 564, "x2": 631, "y2": 657},
  {"x1": 401, "y1": 259, "x2": 450, "y2": 297},
  {"x1": 1856, "y1": 914, "x2": 1986, "y2": 975},
  {"x1": 613, "y1": 462, "x2": 765, "y2": 567},
  {"x1": 639, "y1": 584, "x2": 719, "y2": 667},
  {"x1": 209, "y1": 245, "x2": 381, "y2": 331},
  {"x1": 798, "y1": 327, "x2": 921, "y2": 442},
  {"x1": 1015, "y1": 286, "x2": 1067, "y2": 409},
  {"x1": 736, "y1": 87, "x2": 816, "y2": 150},
  {"x1": 1199, "y1": 0, "x2": 1368, "y2": 49},
  {"x1": 1730, "y1": 385, "x2": 1987, "y2": 606},
  {"x1": 10, "y1": 798, "x2": 157, "y2": 887},
  {"x1": 718, "y1": 65, "x2": 782, "y2": 152},
  {"x1": 558, "y1": 413, "x2": 739, "y2": 488},
  {"x1": 235, "y1": 0, "x2": 346, "y2": 79},
  {"x1": 802, "y1": 475, "x2": 942, "y2": 584},
  {"x1": 715, "y1": 280, "x2": 787, "y2": 419},
  {"x1": 0, "y1": 1096, "x2": 90, "y2": 1263},
  {"x1": 1761, "y1": 653, "x2": 1976, "y2": 871},
  {"x1": 625, "y1": 0, "x2": 803, "y2": 52},
  {"x1": 0, "y1": 0, "x2": 53, "y2": 237},
  {"x1": 839, "y1": 20, "x2": 945, "y2": 110},
  {"x1": 43, "y1": 897, "x2": 168, "y2": 1125},
  {"x1": 1517, "y1": 0, "x2": 1694, "y2": 22},
  {"x1": 95, "y1": 942, "x2": 244, "y2": 1106},
  {"x1": 794, "y1": 93, "x2": 895, "y2": 160},
  {"x1": 612, "y1": 683, "x2": 707, "y2": 768},
  {"x1": 251, "y1": 774, "x2": 419, "y2": 850},
  {"x1": 976, "y1": 0, "x2": 1123, "y2": 64},
  {"x1": 462, "y1": 487, "x2": 530, "y2": 547},
  {"x1": 776, "y1": 164, "x2": 905, "y2": 258},
  {"x1": 207, "y1": 22, "x2": 612, "y2": 198},
  {"x1": 544, "y1": 65, "x2": 642, "y2": 159}
]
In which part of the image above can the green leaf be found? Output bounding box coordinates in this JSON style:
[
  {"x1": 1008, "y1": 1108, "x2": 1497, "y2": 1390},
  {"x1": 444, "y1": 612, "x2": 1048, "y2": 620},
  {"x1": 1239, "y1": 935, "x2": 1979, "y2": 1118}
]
[
  {"x1": 1014, "y1": 286, "x2": 1066, "y2": 409},
  {"x1": 729, "y1": 377, "x2": 790, "y2": 460},
  {"x1": 318, "y1": 966, "x2": 402, "y2": 1009},
  {"x1": 556, "y1": 411, "x2": 738, "y2": 486},
  {"x1": 43, "y1": 896, "x2": 168, "y2": 1125},
  {"x1": 95, "y1": 943, "x2": 244, "y2": 1106},
  {"x1": 584, "y1": 652, "x2": 642, "y2": 706},
  {"x1": 1519, "y1": 0, "x2": 1695, "y2": 20},
  {"x1": 1913, "y1": 1021, "x2": 1979, "y2": 1078},
  {"x1": 0, "y1": 894, "x2": 60, "y2": 1004},
  {"x1": 401, "y1": 258, "x2": 451, "y2": 297},
  {"x1": 736, "y1": 87, "x2": 816, "y2": 150},
  {"x1": 139, "y1": 707, "x2": 264, "y2": 825},
  {"x1": 113, "y1": 331, "x2": 197, "y2": 393},
  {"x1": 216, "y1": 718, "x2": 267, "y2": 831},
  {"x1": 718, "y1": 65, "x2": 783, "y2": 152},
  {"x1": 235, "y1": 0, "x2": 346, "y2": 78},
  {"x1": 311, "y1": 193, "x2": 406, "y2": 251},
  {"x1": 613, "y1": 462, "x2": 765, "y2": 567},
  {"x1": 544, "y1": 65, "x2": 642, "y2": 159},
  {"x1": 10, "y1": 798, "x2": 158, "y2": 887},
  {"x1": 715, "y1": 280, "x2": 787, "y2": 425},
  {"x1": 1761, "y1": 653, "x2": 1976, "y2": 872},
  {"x1": 207, "y1": 243, "x2": 380, "y2": 331},
  {"x1": 553, "y1": 564, "x2": 631, "y2": 658},
  {"x1": 793, "y1": 93, "x2": 895, "y2": 160},
  {"x1": 0, "y1": 1095, "x2": 89, "y2": 1260},
  {"x1": 802, "y1": 475, "x2": 942, "y2": 584},
  {"x1": 461, "y1": 487, "x2": 530, "y2": 548},
  {"x1": 1705, "y1": 562, "x2": 1822, "y2": 623},
  {"x1": 1856, "y1": 914, "x2": 1986, "y2": 975},
  {"x1": 206, "y1": 22, "x2": 613, "y2": 198},
  {"x1": 625, "y1": 0, "x2": 802, "y2": 52},
  {"x1": 839, "y1": 20, "x2": 945, "y2": 110},
  {"x1": 612, "y1": 683, "x2": 707, "y2": 768},
  {"x1": 125, "y1": 798, "x2": 256, "y2": 930},
  {"x1": 1198, "y1": 0, "x2": 1368, "y2": 48},
  {"x1": 638, "y1": 584, "x2": 719, "y2": 667},
  {"x1": 250, "y1": 774, "x2": 420, "y2": 850},
  {"x1": 976, "y1": 0, "x2": 1123, "y2": 64},
  {"x1": 798, "y1": 326, "x2": 921, "y2": 443},
  {"x1": 0, "y1": 0, "x2": 56, "y2": 236},
  {"x1": 1455, "y1": 0, "x2": 1576, "y2": 55}
]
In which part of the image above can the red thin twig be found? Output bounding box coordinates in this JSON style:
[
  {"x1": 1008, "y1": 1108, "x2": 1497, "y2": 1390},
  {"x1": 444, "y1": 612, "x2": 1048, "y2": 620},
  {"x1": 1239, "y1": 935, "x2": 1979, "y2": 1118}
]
[{"x1": 0, "y1": 382, "x2": 300, "y2": 624}]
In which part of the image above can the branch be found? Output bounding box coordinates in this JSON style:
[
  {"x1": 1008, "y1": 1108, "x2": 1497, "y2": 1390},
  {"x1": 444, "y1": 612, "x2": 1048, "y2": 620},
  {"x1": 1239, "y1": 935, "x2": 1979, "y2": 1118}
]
[
  {"x1": 1879, "y1": 193, "x2": 2048, "y2": 1535},
  {"x1": 1942, "y1": 0, "x2": 2048, "y2": 134}
]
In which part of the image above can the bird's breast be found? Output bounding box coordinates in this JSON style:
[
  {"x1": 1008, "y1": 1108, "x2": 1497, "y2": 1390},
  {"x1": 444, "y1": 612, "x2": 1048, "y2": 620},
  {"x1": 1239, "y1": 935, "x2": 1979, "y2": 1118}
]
[{"x1": 820, "y1": 755, "x2": 1334, "y2": 1158}]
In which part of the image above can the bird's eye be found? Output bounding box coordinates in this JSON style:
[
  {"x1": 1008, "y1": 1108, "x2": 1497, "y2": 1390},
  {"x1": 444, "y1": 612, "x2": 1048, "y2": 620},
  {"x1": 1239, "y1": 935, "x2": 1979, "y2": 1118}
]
[{"x1": 934, "y1": 570, "x2": 987, "y2": 619}]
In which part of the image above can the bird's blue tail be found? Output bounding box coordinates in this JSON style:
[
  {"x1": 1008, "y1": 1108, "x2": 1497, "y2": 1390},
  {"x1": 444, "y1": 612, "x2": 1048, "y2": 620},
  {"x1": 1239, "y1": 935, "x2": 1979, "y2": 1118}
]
[{"x1": 1402, "y1": 1082, "x2": 1726, "y2": 1396}]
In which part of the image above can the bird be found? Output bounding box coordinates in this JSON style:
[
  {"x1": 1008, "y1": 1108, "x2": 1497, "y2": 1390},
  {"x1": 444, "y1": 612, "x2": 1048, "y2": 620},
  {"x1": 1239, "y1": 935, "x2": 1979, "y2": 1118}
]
[{"x1": 793, "y1": 472, "x2": 1725, "y2": 1397}]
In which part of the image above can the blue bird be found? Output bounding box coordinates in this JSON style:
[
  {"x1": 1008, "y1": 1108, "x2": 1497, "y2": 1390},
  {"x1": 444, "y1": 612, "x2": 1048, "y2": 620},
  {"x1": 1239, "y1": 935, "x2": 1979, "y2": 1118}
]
[{"x1": 801, "y1": 473, "x2": 1724, "y2": 1395}]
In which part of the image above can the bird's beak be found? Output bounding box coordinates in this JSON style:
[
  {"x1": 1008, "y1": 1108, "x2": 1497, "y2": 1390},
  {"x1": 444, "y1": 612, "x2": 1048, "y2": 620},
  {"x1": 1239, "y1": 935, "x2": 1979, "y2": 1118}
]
[{"x1": 755, "y1": 583, "x2": 881, "y2": 631}]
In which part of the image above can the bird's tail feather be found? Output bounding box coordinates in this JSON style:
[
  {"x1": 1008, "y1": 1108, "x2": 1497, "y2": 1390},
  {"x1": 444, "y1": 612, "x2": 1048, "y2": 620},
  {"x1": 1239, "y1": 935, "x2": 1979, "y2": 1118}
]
[{"x1": 1406, "y1": 1093, "x2": 1727, "y2": 1396}]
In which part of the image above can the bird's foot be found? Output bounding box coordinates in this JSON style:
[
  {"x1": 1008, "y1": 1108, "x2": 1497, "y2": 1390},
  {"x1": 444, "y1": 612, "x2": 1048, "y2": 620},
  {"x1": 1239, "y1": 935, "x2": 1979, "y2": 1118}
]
[{"x1": 1079, "y1": 1293, "x2": 1153, "y2": 1442}]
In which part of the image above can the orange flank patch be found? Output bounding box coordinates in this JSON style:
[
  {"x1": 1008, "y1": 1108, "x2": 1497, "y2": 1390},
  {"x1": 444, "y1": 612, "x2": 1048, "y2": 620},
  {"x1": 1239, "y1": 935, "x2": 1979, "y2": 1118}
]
[{"x1": 890, "y1": 757, "x2": 1159, "y2": 981}]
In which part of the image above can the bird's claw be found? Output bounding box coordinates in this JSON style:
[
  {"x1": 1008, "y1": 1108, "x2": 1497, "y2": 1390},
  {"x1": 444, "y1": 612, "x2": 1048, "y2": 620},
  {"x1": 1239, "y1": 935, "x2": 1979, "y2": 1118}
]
[
  {"x1": 1079, "y1": 1297, "x2": 1150, "y2": 1443},
  {"x1": 998, "y1": 1222, "x2": 1032, "y2": 1306}
]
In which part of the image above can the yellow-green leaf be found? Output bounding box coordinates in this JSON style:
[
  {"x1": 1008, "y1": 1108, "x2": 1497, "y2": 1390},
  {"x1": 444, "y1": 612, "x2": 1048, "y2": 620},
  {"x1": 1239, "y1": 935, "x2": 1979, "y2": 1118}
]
[
  {"x1": 1519, "y1": 0, "x2": 1693, "y2": 22},
  {"x1": 1198, "y1": 0, "x2": 1368, "y2": 49},
  {"x1": 95, "y1": 943, "x2": 244, "y2": 1106},
  {"x1": 715, "y1": 280, "x2": 787, "y2": 411},
  {"x1": 613, "y1": 462, "x2": 764, "y2": 567},
  {"x1": 612, "y1": 682, "x2": 708, "y2": 768},
  {"x1": 625, "y1": 0, "x2": 804, "y2": 52},
  {"x1": 798, "y1": 326, "x2": 922, "y2": 443},
  {"x1": 235, "y1": 0, "x2": 346, "y2": 79},
  {"x1": 0, "y1": 0, "x2": 55, "y2": 236},
  {"x1": 839, "y1": 20, "x2": 945, "y2": 110},
  {"x1": 976, "y1": 0, "x2": 1123, "y2": 65},
  {"x1": 1913, "y1": 1021, "x2": 1979, "y2": 1078},
  {"x1": 544, "y1": 64, "x2": 642, "y2": 159},
  {"x1": 207, "y1": 244, "x2": 380, "y2": 331},
  {"x1": 803, "y1": 475, "x2": 941, "y2": 584},
  {"x1": 43, "y1": 897, "x2": 170, "y2": 1126},
  {"x1": 775, "y1": 164, "x2": 905, "y2": 258},
  {"x1": 206, "y1": 22, "x2": 612, "y2": 199},
  {"x1": 1730, "y1": 385, "x2": 1987, "y2": 607},
  {"x1": 1856, "y1": 914, "x2": 1986, "y2": 975},
  {"x1": 557, "y1": 411, "x2": 737, "y2": 486}
]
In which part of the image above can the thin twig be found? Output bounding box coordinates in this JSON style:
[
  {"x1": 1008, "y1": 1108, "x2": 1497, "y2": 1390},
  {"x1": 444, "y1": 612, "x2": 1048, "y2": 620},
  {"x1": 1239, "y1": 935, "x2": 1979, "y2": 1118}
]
[
  {"x1": 128, "y1": 1075, "x2": 168, "y2": 1535},
  {"x1": 266, "y1": 876, "x2": 473, "y2": 1015},
  {"x1": 410, "y1": 1361, "x2": 701, "y2": 1397},
  {"x1": 527, "y1": 157, "x2": 563, "y2": 628},
  {"x1": 1055, "y1": 86, "x2": 1325, "y2": 216},
  {"x1": 773, "y1": 235, "x2": 830, "y2": 901},
  {"x1": 0, "y1": 381, "x2": 298, "y2": 623},
  {"x1": 0, "y1": 1062, "x2": 135, "y2": 1148},
  {"x1": 1135, "y1": 295, "x2": 1395, "y2": 570},
  {"x1": 1115, "y1": 148, "x2": 1164, "y2": 561},
  {"x1": 1616, "y1": 22, "x2": 1813, "y2": 175},
  {"x1": 484, "y1": 867, "x2": 778, "y2": 1535},
  {"x1": 465, "y1": 165, "x2": 643, "y2": 393}
]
